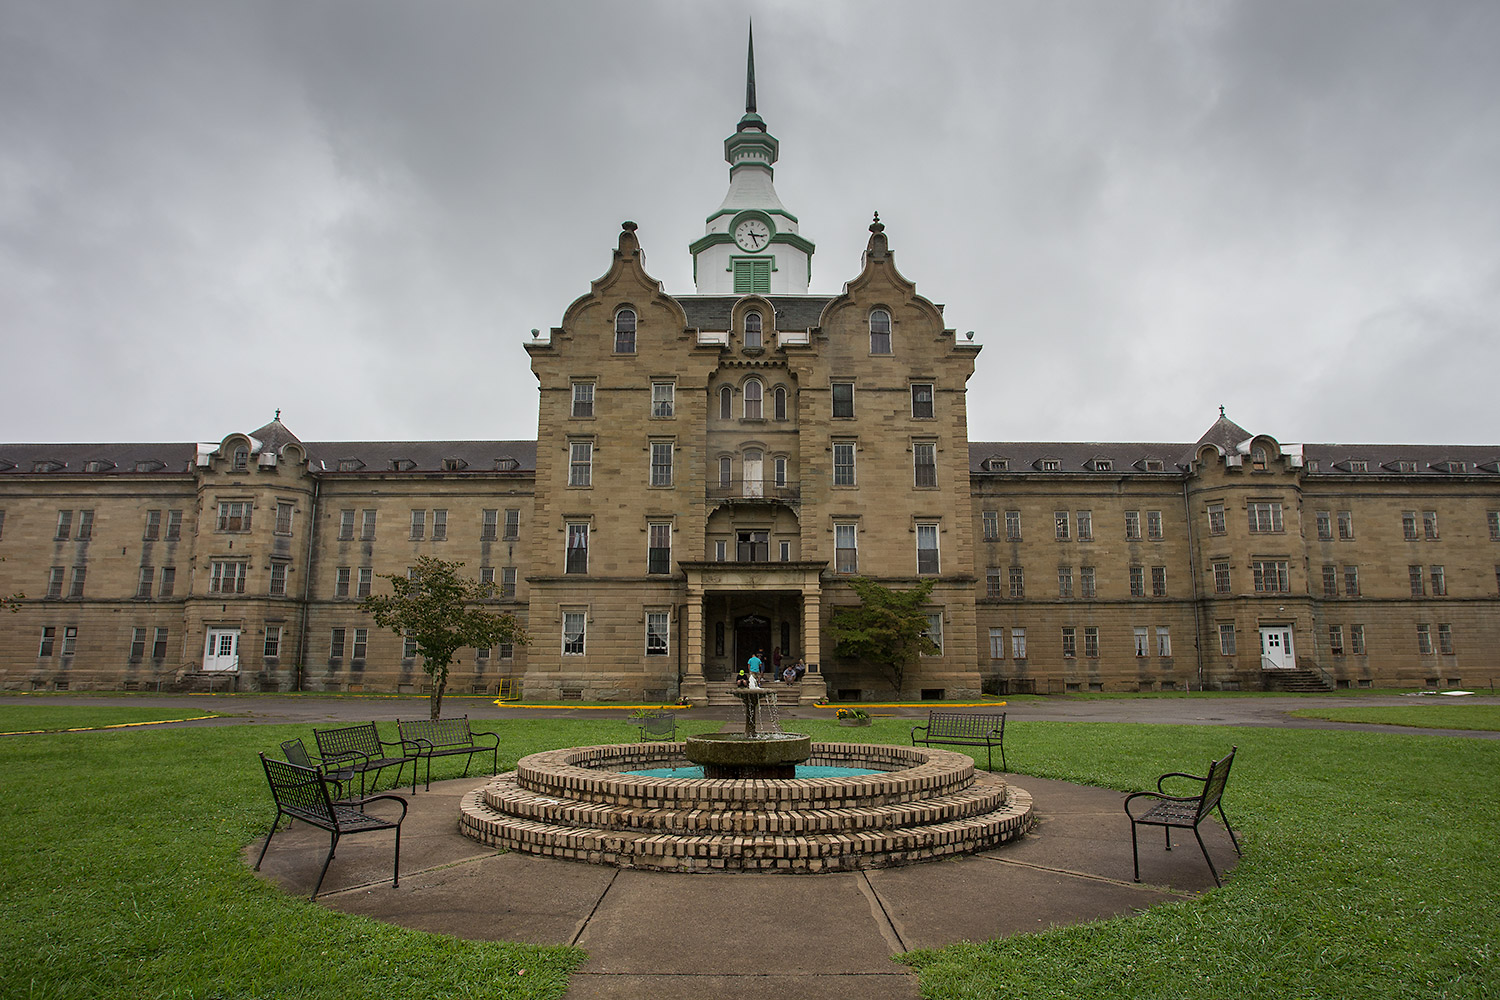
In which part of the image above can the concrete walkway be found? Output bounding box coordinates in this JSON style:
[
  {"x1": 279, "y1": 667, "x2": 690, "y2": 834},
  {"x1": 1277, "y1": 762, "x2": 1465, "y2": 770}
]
[{"x1": 248, "y1": 771, "x2": 1237, "y2": 1000}]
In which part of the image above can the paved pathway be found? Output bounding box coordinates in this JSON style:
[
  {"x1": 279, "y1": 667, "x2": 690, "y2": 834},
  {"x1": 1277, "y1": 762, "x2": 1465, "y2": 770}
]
[{"x1": 250, "y1": 773, "x2": 1230, "y2": 1000}]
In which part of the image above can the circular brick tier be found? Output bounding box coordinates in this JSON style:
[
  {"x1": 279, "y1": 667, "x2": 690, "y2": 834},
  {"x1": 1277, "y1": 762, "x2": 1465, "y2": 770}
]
[{"x1": 458, "y1": 742, "x2": 1034, "y2": 872}]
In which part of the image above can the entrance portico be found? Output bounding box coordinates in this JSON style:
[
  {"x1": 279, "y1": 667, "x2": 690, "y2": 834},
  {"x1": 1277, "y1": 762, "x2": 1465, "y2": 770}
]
[{"x1": 679, "y1": 561, "x2": 828, "y2": 704}]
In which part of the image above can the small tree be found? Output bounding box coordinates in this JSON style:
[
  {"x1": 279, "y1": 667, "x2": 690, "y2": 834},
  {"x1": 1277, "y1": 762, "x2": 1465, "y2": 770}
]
[
  {"x1": 0, "y1": 591, "x2": 22, "y2": 612},
  {"x1": 359, "y1": 557, "x2": 526, "y2": 720},
  {"x1": 826, "y1": 577, "x2": 940, "y2": 696}
]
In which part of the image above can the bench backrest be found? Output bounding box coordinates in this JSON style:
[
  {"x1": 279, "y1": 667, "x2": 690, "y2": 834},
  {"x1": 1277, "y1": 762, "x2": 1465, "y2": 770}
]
[
  {"x1": 314, "y1": 721, "x2": 383, "y2": 761},
  {"x1": 1196, "y1": 746, "x2": 1236, "y2": 822},
  {"x1": 397, "y1": 717, "x2": 473, "y2": 748},
  {"x1": 261, "y1": 753, "x2": 337, "y2": 828},
  {"x1": 641, "y1": 713, "x2": 676, "y2": 741},
  {"x1": 281, "y1": 738, "x2": 315, "y2": 768},
  {"x1": 928, "y1": 711, "x2": 1005, "y2": 738}
]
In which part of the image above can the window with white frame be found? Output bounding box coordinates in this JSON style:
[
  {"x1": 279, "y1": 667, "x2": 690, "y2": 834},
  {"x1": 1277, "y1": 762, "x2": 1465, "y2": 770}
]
[
  {"x1": 911, "y1": 383, "x2": 934, "y2": 418},
  {"x1": 1134, "y1": 626, "x2": 1149, "y2": 657},
  {"x1": 831, "y1": 382, "x2": 854, "y2": 418},
  {"x1": 563, "y1": 612, "x2": 587, "y2": 655},
  {"x1": 870, "y1": 309, "x2": 892, "y2": 354},
  {"x1": 264, "y1": 626, "x2": 283, "y2": 659},
  {"x1": 986, "y1": 568, "x2": 1002, "y2": 598},
  {"x1": 152, "y1": 627, "x2": 168, "y2": 659},
  {"x1": 989, "y1": 628, "x2": 1005, "y2": 659},
  {"x1": 502, "y1": 567, "x2": 517, "y2": 599},
  {"x1": 913, "y1": 442, "x2": 937, "y2": 487},
  {"x1": 1084, "y1": 627, "x2": 1099, "y2": 658},
  {"x1": 1416, "y1": 624, "x2": 1433, "y2": 655},
  {"x1": 922, "y1": 612, "x2": 943, "y2": 654},
  {"x1": 614, "y1": 309, "x2": 636, "y2": 353},
  {"x1": 217, "y1": 501, "x2": 252, "y2": 532},
  {"x1": 1409, "y1": 564, "x2": 1425, "y2": 596},
  {"x1": 38, "y1": 627, "x2": 55, "y2": 656},
  {"x1": 646, "y1": 611, "x2": 670, "y2": 656},
  {"x1": 833, "y1": 441, "x2": 856, "y2": 486},
  {"x1": 1077, "y1": 510, "x2": 1092, "y2": 541},
  {"x1": 137, "y1": 567, "x2": 153, "y2": 599},
  {"x1": 1129, "y1": 565, "x2": 1145, "y2": 597},
  {"x1": 275, "y1": 502, "x2": 294, "y2": 535},
  {"x1": 61, "y1": 625, "x2": 78, "y2": 656},
  {"x1": 1329, "y1": 624, "x2": 1344, "y2": 655},
  {"x1": 1351, "y1": 624, "x2": 1366, "y2": 654},
  {"x1": 481, "y1": 509, "x2": 498, "y2": 540},
  {"x1": 916, "y1": 523, "x2": 939, "y2": 574},
  {"x1": 351, "y1": 628, "x2": 368, "y2": 660},
  {"x1": 650, "y1": 441, "x2": 674, "y2": 487},
  {"x1": 1213, "y1": 561, "x2": 1231, "y2": 594},
  {"x1": 1438, "y1": 623, "x2": 1454, "y2": 654},
  {"x1": 743, "y1": 379, "x2": 763, "y2": 419},
  {"x1": 1322, "y1": 564, "x2": 1338, "y2": 597},
  {"x1": 569, "y1": 441, "x2": 593, "y2": 487},
  {"x1": 144, "y1": 509, "x2": 161, "y2": 540},
  {"x1": 1156, "y1": 627, "x2": 1171, "y2": 657},
  {"x1": 432, "y1": 509, "x2": 447, "y2": 540},
  {"x1": 210, "y1": 561, "x2": 247, "y2": 594},
  {"x1": 1219, "y1": 623, "x2": 1237, "y2": 655},
  {"x1": 160, "y1": 567, "x2": 175, "y2": 597},
  {"x1": 1061, "y1": 627, "x2": 1076, "y2": 658},
  {"x1": 648, "y1": 522, "x2": 672, "y2": 574},
  {"x1": 1489, "y1": 511, "x2": 1500, "y2": 541},
  {"x1": 1009, "y1": 566, "x2": 1025, "y2": 599},
  {"x1": 1430, "y1": 565, "x2": 1446, "y2": 596},
  {"x1": 571, "y1": 381, "x2": 594, "y2": 418},
  {"x1": 566, "y1": 522, "x2": 589, "y2": 574},
  {"x1": 410, "y1": 509, "x2": 426, "y2": 540},
  {"x1": 652, "y1": 381, "x2": 675, "y2": 418},
  {"x1": 1147, "y1": 510, "x2": 1163, "y2": 540},
  {"x1": 330, "y1": 628, "x2": 346, "y2": 658},
  {"x1": 335, "y1": 566, "x2": 350, "y2": 598},
  {"x1": 1005, "y1": 510, "x2": 1021, "y2": 540},
  {"x1": 504, "y1": 508, "x2": 520, "y2": 540},
  {"x1": 1316, "y1": 510, "x2": 1333, "y2": 541},
  {"x1": 55, "y1": 510, "x2": 72, "y2": 540},
  {"x1": 1124, "y1": 510, "x2": 1141, "y2": 539},
  {"x1": 743, "y1": 312, "x2": 762, "y2": 349},
  {"x1": 166, "y1": 509, "x2": 182, "y2": 540},
  {"x1": 269, "y1": 562, "x2": 288, "y2": 597},
  {"x1": 1402, "y1": 511, "x2": 1419, "y2": 540},
  {"x1": 1344, "y1": 565, "x2": 1360, "y2": 597},
  {"x1": 1252, "y1": 560, "x2": 1291, "y2": 593},
  {"x1": 1248, "y1": 502, "x2": 1283, "y2": 533},
  {"x1": 361, "y1": 509, "x2": 376, "y2": 540},
  {"x1": 1337, "y1": 510, "x2": 1354, "y2": 540},
  {"x1": 1058, "y1": 567, "x2": 1073, "y2": 598},
  {"x1": 130, "y1": 627, "x2": 147, "y2": 660},
  {"x1": 1055, "y1": 510, "x2": 1070, "y2": 540},
  {"x1": 982, "y1": 511, "x2": 999, "y2": 540},
  {"x1": 1423, "y1": 510, "x2": 1439, "y2": 540},
  {"x1": 1012, "y1": 627, "x2": 1027, "y2": 659},
  {"x1": 1080, "y1": 566, "x2": 1096, "y2": 598},
  {"x1": 339, "y1": 509, "x2": 356, "y2": 540},
  {"x1": 835, "y1": 522, "x2": 858, "y2": 573},
  {"x1": 1207, "y1": 503, "x2": 1226, "y2": 535},
  {"x1": 1151, "y1": 566, "x2": 1167, "y2": 597},
  {"x1": 357, "y1": 567, "x2": 373, "y2": 598}
]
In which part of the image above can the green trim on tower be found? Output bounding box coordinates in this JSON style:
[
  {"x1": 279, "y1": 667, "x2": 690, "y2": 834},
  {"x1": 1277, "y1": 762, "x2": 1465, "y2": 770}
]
[{"x1": 705, "y1": 208, "x2": 800, "y2": 226}]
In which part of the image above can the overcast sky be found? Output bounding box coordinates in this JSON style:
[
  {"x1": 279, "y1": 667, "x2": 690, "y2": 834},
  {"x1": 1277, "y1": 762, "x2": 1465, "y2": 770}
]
[{"x1": 4, "y1": 0, "x2": 1498, "y2": 447}]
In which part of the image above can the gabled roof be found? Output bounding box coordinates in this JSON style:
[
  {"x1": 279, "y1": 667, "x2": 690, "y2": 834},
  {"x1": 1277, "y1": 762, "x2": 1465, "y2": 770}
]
[
  {"x1": 0, "y1": 442, "x2": 197, "y2": 475},
  {"x1": 301, "y1": 441, "x2": 537, "y2": 474},
  {"x1": 968, "y1": 442, "x2": 1185, "y2": 474}
]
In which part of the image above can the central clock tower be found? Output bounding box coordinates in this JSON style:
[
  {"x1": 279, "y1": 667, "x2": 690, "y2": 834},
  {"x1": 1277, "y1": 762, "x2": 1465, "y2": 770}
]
[{"x1": 689, "y1": 27, "x2": 815, "y2": 294}]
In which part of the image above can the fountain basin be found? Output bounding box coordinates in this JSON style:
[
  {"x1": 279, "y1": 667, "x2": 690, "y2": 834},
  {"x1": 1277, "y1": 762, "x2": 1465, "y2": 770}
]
[
  {"x1": 684, "y1": 732, "x2": 811, "y2": 779},
  {"x1": 459, "y1": 742, "x2": 1035, "y2": 872}
]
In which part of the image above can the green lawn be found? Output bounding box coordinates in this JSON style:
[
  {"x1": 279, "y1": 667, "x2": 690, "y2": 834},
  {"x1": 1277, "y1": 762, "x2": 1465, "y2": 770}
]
[
  {"x1": 0, "y1": 705, "x2": 222, "y2": 733},
  {"x1": 1, "y1": 713, "x2": 1494, "y2": 999},
  {"x1": 1289, "y1": 703, "x2": 1500, "y2": 732}
]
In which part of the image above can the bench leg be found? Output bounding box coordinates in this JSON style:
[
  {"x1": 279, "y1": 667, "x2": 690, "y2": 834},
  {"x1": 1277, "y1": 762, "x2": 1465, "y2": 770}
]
[
  {"x1": 1130, "y1": 821, "x2": 1141, "y2": 882},
  {"x1": 392, "y1": 822, "x2": 401, "y2": 889},
  {"x1": 1193, "y1": 826, "x2": 1222, "y2": 887},
  {"x1": 253, "y1": 810, "x2": 284, "y2": 871},
  {"x1": 1217, "y1": 803, "x2": 1242, "y2": 856},
  {"x1": 311, "y1": 831, "x2": 340, "y2": 900}
]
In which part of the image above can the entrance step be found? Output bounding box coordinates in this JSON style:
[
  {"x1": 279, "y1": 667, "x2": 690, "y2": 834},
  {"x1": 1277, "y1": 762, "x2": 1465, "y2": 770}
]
[{"x1": 1263, "y1": 669, "x2": 1332, "y2": 693}]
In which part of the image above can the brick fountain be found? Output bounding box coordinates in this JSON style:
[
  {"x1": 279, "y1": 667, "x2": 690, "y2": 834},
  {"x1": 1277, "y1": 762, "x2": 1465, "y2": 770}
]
[{"x1": 459, "y1": 687, "x2": 1034, "y2": 872}]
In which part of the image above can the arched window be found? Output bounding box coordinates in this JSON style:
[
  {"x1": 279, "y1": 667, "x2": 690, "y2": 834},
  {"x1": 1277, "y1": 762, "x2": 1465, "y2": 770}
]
[
  {"x1": 744, "y1": 311, "x2": 762, "y2": 349},
  {"x1": 614, "y1": 309, "x2": 637, "y2": 353},
  {"x1": 743, "y1": 449, "x2": 764, "y2": 498},
  {"x1": 869, "y1": 309, "x2": 892, "y2": 354},
  {"x1": 743, "y1": 379, "x2": 763, "y2": 419},
  {"x1": 1252, "y1": 447, "x2": 1267, "y2": 471},
  {"x1": 233, "y1": 446, "x2": 249, "y2": 471},
  {"x1": 773, "y1": 386, "x2": 787, "y2": 421},
  {"x1": 719, "y1": 385, "x2": 733, "y2": 420},
  {"x1": 718, "y1": 455, "x2": 733, "y2": 488}
]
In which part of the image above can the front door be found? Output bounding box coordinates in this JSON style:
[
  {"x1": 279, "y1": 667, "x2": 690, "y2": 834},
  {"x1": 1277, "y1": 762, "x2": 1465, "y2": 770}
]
[
  {"x1": 203, "y1": 628, "x2": 241, "y2": 672},
  {"x1": 1259, "y1": 627, "x2": 1295, "y2": 670},
  {"x1": 735, "y1": 615, "x2": 771, "y2": 675}
]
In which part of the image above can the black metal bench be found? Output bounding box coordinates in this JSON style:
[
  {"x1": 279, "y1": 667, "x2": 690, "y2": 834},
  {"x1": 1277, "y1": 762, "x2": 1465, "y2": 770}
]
[
  {"x1": 254, "y1": 753, "x2": 408, "y2": 899},
  {"x1": 1125, "y1": 746, "x2": 1242, "y2": 886},
  {"x1": 313, "y1": 721, "x2": 417, "y2": 796},
  {"x1": 396, "y1": 716, "x2": 500, "y2": 790},
  {"x1": 911, "y1": 710, "x2": 1007, "y2": 771},
  {"x1": 637, "y1": 711, "x2": 677, "y2": 742},
  {"x1": 280, "y1": 737, "x2": 358, "y2": 800}
]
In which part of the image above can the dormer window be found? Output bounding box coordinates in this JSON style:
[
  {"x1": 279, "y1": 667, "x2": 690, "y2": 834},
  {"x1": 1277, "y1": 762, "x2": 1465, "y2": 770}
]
[
  {"x1": 441, "y1": 457, "x2": 467, "y2": 472},
  {"x1": 1144, "y1": 459, "x2": 1165, "y2": 471},
  {"x1": 744, "y1": 311, "x2": 762, "y2": 350},
  {"x1": 233, "y1": 447, "x2": 249, "y2": 471},
  {"x1": 1094, "y1": 459, "x2": 1113, "y2": 472},
  {"x1": 493, "y1": 457, "x2": 519, "y2": 471},
  {"x1": 870, "y1": 309, "x2": 892, "y2": 354},
  {"x1": 133, "y1": 460, "x2": 164, "y2": 474},
  {"x1": 1251, "y1": 448, "x2": 1267, "y2": 471},
  {"x1": 1042, "y1": 459, "x2": 1061, "y2": 472},
  {"x1": 983, "y1": 457, "x2": 1008, "y2": 472},
  {"x1": 1349, "y1": 460, "x2": 1367, "y2": 473},
  {"x1": 614, "y1": 309, "x2": 637, "y2": 354},
  {"x1": 389, "y1": 459, "x2": 417, "y2": 472},
  {"x1": 337, "y1": 458, "x2": 362, "y2": 473},
  {"x1": 83, "y1": 460, "x2": 114, "y2": 473}
]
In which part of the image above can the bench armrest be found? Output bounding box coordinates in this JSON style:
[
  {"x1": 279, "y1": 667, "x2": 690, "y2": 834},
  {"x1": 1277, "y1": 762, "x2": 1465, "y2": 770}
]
[
  {"x1": 1157, "y1": 770, "x2": 1207, "y2": 794},
  {"x1": 352, "y1": 793, "x2": 410, "y2": 822},
  {"x1": 910, "y1": 724, "x2": 929, "y2": 742},
  {"x1": 1124, "y1": 789, "x2": 1199, "y2": 819},
  {"x1": 470, "y1": 730, "x2": 501, "y2": 748}
]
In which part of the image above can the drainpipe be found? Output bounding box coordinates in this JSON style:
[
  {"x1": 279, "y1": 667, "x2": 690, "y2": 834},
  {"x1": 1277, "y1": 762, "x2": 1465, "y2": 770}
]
[
  {"x1": 296, "y1": 476, "x2": 320, "y2": 693},
  {"x1": 1183, "y1": 477, "x2": 1205, "y2": 690}
]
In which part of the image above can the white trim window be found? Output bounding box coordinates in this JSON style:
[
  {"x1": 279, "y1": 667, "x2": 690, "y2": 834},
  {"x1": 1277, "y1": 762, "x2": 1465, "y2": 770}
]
[
  {"x1": 566, "y1": 522, "x2": 589, "y2": 575},
  {"x1": 743, "y1": 311, "x2": 762, "y2": 350},
  {"x1": 835, "y1": 522, "x2": 858, "y2": 574},
  {"x1": 217, "y1": 502, "x2": 251, "y2": 532},
  {"x1": 650, "y1": 441, "x2": 674, "y2": 487},
  {"x1": 569, "y1": 441, "x2": 593, "y2": 487},
  {"x1": 209, "y1": 561, "x2": 247, "y2": 594},
  {"x1": 1248, "y1": 502, "x2": 1283, "y2": 533},
  {"x1": 563, "y1": 611, "x2": 587, "y2": 655},
  {"x1": 833, "y1": 440, "x2": 856, "y2": 487},
  {"x1": 614, "y1": 309, "x2": 636, "y2": 353},
  {"x1": 870, "y1": 309, "x2": 892, "y2": 354},
  {"x1": 743, "y1": 379, "x2": 763, "y2": 419},
  {"x1": 910, "y1": 383, "x2": 934, "y2": 419},
  {"x1": 913, "y1": 441, "x2": 937, "y2": 488},
  {"x1": 646, "y1": 611, "x2": 670, "y2": 656},
  {"x1": 572, "y1": 381, "x2": 595, "y2": 418},
  {"x1": 916, "y1": 522, "x2": 940, "y2": 575},
  {"x1": 648, "y1": 522, "x2": 672, "y2": 575},
  {"x1": 922, "y1": 612, "x2": 943, "y2": 654},
  {"x1": 652, "y1": 381, "x2": 675, "y2": 418}
]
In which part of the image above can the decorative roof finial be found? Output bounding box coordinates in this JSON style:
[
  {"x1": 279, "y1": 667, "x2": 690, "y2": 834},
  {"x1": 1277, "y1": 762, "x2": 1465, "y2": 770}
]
[
  {"x1": 275, "y1": 408, "x2": 281, "y2": 421},
  {"x1": 746, "y1": 20, "x2": 757, "y2": 114},
  {"x1": 1219, "y1": 404, "x2": 1226, "y2": 418},
  {"x1": 870, "y1": 211, "x2": 884, "y2": 234}
]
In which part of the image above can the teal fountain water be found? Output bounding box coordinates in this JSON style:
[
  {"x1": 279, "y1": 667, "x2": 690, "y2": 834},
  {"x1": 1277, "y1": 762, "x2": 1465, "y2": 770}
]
[{"x1": 683, "y1": 678, "x2": 811, "y2": 779}]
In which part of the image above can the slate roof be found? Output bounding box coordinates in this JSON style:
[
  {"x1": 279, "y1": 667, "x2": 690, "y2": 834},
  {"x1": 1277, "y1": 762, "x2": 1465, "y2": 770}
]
[
  {"x1": 968, "y1": 442, "x2": 1188, "y2": 474},
  {"x1": 301, "y1": 441, "x2": 537, "y2": 474},
  {"x1": 678, "y1": 295, "x2": 834, "y2": 332},
  {"x1": 0, "y1": 442, "x2": 197, "y2": 475},
  {"x1": 0, "y1": 441, "x2": 536, "y2": 475}
]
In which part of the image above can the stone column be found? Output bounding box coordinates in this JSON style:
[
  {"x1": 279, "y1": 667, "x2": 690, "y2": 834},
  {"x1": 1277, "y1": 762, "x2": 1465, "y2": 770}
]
[
  {"x1": 680, "y1": 585, "x2": 708, "y2": 705},
  {"x1": 798, "y1": 583, "x2": 828, "y2": 704}
]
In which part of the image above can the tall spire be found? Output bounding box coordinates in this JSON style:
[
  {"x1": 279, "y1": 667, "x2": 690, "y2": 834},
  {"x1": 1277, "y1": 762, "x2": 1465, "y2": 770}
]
[{"x1": 745, "y1": 22, "x2": 757, "y2": 114}]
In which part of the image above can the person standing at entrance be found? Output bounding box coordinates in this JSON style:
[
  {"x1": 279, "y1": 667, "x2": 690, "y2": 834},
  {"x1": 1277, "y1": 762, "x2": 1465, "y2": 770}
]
[{"x1": 748, "y1": 651, "x2": 763, "y2": 677}]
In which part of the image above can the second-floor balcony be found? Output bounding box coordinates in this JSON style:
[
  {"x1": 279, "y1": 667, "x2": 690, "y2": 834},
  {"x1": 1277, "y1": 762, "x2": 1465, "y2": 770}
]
[{"x1": 706, "y1": 479, "x2": 801, "y2": 505}]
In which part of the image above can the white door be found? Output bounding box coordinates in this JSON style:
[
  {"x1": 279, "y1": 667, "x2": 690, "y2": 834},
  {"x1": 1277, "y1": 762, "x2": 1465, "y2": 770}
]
[
  {"x1": 1259, "y1": 627, "x2": 1295, "y2": 670},
  {"x1": 203, "y1": 629, "x2": 240, "y2": 672},
  {"x1": 743, "y1": 450, "x2": 763, "y2": 498}
]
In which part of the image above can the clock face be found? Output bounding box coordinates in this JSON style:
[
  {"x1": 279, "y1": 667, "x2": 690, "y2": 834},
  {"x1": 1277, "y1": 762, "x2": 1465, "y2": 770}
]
[{"x1": 734, "y1": 218, "x2": 771, "y2": 251}]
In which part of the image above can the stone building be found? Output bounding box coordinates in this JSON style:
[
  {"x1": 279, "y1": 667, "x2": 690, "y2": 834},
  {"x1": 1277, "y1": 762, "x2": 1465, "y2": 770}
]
[{"x1": 3, "y1": 46, "x2": 1498, "y2": 700}]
